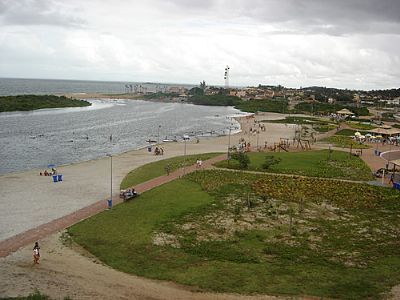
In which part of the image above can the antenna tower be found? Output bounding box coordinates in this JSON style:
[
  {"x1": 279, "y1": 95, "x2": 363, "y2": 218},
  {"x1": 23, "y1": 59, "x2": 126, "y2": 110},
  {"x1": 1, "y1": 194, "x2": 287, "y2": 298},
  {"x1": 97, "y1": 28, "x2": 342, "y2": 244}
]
[{"x1": 224, "y1": 65, "x2": 230, "y2": 88}]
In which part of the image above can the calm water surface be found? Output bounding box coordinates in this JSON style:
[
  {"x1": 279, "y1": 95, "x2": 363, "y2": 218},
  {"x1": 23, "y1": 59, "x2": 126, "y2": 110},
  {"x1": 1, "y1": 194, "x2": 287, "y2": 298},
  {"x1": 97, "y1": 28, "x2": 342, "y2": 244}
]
[{"x1": 0, "y1": 99, "x2": 242, "y2": 174}]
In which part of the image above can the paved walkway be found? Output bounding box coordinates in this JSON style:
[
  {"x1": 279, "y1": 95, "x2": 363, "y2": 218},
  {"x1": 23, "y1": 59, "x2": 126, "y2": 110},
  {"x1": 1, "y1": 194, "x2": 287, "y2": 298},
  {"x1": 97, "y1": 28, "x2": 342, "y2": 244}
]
[{"x1": 0, "y1": 154, "x2": 226, "y2": 257}]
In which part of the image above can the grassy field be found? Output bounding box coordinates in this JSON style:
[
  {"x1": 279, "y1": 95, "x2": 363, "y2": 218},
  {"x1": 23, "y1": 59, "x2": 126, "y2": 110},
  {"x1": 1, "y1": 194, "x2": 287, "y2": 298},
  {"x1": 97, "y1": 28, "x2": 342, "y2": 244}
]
[
  {"x1": 215, "y1": 150, "x2": 373, "y2": 181},
  {"x1": 346, "y1": 122, "x2": 376, "y2": 131},
  {"x1": 120, "y1": 153, "x2": 221, "y2": 188},
  {"x1": 69, "y1": 170, "x2": 400, "y2": 299},
  {"x1": 334, "y1": 129, "x2": 365, "y2": 136},
  {"x1": 323, "y1": 135, "x2": 370, "y2": 149}
]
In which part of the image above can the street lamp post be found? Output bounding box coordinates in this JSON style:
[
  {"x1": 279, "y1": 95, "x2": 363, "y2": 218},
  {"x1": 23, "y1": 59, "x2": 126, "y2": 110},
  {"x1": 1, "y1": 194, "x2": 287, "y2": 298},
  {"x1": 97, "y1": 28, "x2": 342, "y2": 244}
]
[
  {"x1": 106, "y1": 154, "x2": 113, "y2": 209},
  {"x1": 157, "y1": 125, "x2": 161, "y2": 145},
  {"x1": 256, "y1": 130, "x2": 260, "y2": 151},
  {"x1": 183, "y1": 136, "x2": 187, "y2": 176},
  {"x1": 227, "y1": 127, "x2": 232, "y2": 165}
]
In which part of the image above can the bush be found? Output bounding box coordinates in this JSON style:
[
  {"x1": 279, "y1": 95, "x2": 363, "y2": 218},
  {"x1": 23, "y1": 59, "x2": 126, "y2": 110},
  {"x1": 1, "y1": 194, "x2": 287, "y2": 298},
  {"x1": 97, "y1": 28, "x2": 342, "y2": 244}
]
[
  {"x1": 230, "y1": 152, "x2": 250, "y2": 169},
  {"x1": 261, "y1": 155, "x2": 282, "y2": 170}
]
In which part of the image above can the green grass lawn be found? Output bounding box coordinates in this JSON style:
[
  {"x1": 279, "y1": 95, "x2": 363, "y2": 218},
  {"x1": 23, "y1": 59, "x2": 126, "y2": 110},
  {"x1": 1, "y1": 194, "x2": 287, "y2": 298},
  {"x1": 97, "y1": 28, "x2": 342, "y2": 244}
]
[
  {"x1": 120, "y1": 153, "x2": 221, "y2": 188},
  {"x1": 346, "y1": 121, "x2": 376, "y2": 131},
  {"x1": 215, "y1": 150, "x2": 372, "y2": 181},
  {"x1": 323, "y1": 135, "x2": 370, "y2": 149},
  {"x1": 334, "y1": 129, "x2": 363, "y2": 136},
  {"x1": 69, "y1": 170, "x2": 400, "y2": 299}
]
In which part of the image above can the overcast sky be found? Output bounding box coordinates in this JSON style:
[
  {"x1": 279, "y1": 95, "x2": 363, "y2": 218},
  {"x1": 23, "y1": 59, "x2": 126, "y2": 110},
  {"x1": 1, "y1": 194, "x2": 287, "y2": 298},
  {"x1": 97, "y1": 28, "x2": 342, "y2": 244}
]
[{"x1": 1, "y1": 0, "x2": 399, "y2": 90}]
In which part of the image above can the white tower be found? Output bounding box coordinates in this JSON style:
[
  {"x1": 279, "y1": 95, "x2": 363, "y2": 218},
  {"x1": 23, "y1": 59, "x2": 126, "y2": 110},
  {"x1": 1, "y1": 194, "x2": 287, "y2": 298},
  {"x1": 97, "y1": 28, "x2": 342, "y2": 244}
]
[{"x1": 224, "y1": 65, "x2": 230, "y2": 88}]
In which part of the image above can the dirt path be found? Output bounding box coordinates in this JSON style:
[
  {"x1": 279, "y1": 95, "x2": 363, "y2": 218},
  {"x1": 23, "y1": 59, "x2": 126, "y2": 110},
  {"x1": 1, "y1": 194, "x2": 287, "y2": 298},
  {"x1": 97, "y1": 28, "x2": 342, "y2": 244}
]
[
  {"x1": 0, "y1": 156, "x2": 283, "y2": 300},
  {"x1": 0, "y1": 232, "x2": 280, "y2": 300}
]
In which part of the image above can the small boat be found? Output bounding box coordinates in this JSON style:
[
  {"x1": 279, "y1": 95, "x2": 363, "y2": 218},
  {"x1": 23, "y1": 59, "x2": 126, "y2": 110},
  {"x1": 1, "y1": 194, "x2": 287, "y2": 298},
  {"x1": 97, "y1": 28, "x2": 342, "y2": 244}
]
[
  {"x1": 147, "y1": 139, "x2": 157, "y2": 143},
  {"x1": 29, "y1": 136, "x2": 36, "y2": 139}
]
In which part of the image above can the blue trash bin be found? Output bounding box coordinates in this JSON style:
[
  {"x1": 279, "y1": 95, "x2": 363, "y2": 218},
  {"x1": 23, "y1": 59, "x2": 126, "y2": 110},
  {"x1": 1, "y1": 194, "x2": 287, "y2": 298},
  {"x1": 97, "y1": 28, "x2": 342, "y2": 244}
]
[
  {"x1": 52, "y1": 175, "x2": 58, "y2": 182},
  {"x1": 107, "y1": 199, "x2": 112, "y2": 209},
  {"x1": 58, "y1": 174, "x2": 63, "y2": 181}
]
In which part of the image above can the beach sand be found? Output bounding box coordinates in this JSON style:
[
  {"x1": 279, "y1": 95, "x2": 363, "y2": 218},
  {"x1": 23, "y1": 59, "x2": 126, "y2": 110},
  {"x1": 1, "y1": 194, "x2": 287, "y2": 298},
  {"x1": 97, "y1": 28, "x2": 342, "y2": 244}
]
[{"x1": 6, "y1": 112, "x2": 398, "y2": 300}]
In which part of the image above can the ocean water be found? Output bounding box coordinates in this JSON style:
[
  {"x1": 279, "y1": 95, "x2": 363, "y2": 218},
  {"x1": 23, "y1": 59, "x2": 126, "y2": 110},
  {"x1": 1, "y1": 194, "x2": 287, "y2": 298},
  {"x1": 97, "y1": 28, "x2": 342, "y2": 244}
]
[{"x1": 0, "y1": 99, "x2": 243, "y2": 174}]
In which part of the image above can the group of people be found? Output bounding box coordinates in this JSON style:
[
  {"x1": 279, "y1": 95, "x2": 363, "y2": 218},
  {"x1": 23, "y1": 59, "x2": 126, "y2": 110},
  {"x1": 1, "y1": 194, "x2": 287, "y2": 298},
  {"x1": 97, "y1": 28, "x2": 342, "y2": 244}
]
[
  {"x1": 120, "y1": 188, "x2": 138, "y2": 201},
  {"x1": 154, "y1": 146, "x2": 164, "y2": 156},
  {"x1": 39, "y1": 168, "x2": 57, "y2": 176},
  {"x1": 237, "y1": 138, "x2": 252, "y2": 152}
]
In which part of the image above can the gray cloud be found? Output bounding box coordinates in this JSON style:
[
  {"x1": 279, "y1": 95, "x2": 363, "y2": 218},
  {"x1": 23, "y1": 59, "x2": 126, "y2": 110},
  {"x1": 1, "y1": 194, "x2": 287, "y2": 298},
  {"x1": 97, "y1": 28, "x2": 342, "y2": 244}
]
[
  {"x1": 0, "y1": 0, "x2": 85, "y2": 27},
  {"x1": 162, "y1": 0, "x2": 400, "y2": 35}
]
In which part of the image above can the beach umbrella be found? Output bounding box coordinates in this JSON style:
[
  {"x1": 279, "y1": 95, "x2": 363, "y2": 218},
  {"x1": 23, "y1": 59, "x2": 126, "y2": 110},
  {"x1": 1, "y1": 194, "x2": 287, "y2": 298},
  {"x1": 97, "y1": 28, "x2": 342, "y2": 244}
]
[
  {"x1": 370, "y1": 136, "x2": 376, "y2": 139},
  {"x1": 376, "y1": 135, "x2": 383, "y2": 139},
  {"x1": 354, "y1": 132, "x2": 361, "y2": 136},
  {"x1": 365, "y1": 133, "x2": 372, "y2": 137}
]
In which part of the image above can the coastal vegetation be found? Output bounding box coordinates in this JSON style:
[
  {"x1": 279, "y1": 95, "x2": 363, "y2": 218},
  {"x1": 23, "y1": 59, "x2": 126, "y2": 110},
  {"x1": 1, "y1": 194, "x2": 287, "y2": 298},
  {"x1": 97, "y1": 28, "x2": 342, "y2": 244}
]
[
  {"x1": 215, "y1": 150, "x2": 373, "y2": 181},
  {"x1": 235, "y1": 98, "x2": 288, "y2": 113},
  {"x1": 69, "y1": 169, "x2": 400, "y2": 299},
  {"x1": 0, "y1": 95, "x2": 91, "y2": 112},
  {"x1": 188, "y1": 94, "x2": 289, "y2": 113},
  {"x1": 120, "y1": 153, "x2": 220, "y2": 188},
  {"x1": 187, "y1": 94, "x2": 371, "y2": 117},
  {"x1": 189, "y1": 94, "x2": 240, "y2": 106},
  {"x1": 293, "y1": 102, "x2": 370, "y2": 116}
]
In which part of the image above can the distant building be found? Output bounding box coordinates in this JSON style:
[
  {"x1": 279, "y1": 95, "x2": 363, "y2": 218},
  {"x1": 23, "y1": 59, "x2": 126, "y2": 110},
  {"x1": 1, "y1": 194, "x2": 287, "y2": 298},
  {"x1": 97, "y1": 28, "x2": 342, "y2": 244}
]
[
  {"x1": 167, "y1": 86, "x2": 187, "y2": 94},
  {"x1": 379, "y1": 99, "x2": 400, "y2": 105}
]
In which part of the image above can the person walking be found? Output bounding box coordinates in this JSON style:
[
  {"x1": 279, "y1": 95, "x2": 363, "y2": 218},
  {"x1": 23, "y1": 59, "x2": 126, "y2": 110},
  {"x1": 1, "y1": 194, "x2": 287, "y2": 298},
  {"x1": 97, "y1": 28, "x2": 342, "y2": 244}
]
[{"x1": 33, "y1": 241, "x2": 40, "y2": 264}]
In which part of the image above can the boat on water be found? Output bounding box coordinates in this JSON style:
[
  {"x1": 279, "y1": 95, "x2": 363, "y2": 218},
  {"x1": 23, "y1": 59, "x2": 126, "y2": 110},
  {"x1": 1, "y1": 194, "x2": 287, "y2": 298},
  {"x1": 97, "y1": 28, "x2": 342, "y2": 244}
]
[{"x1": 163, "y1": 136, "x2": 178, "y2": 142}]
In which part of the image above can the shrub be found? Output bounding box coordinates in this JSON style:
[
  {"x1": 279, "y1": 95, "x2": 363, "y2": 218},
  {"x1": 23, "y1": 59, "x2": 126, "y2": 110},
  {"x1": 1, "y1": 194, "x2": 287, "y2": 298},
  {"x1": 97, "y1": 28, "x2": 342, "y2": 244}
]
[
  {"x1": 262, "y1": 155, "x2": 282, "y2": 170},
  {"x1": 230, "y1": 152, "x2": 250, "y2": 169}
]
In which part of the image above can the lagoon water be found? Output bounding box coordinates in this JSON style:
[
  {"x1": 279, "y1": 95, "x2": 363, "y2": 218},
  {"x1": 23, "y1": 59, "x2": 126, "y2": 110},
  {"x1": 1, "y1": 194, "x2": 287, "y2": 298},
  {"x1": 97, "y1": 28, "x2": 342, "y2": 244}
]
[
  {"x1": 0, "y1": 78, "x2": 243, "y2": 174},
  {"x1": 0, "y1": 99, "x2": 242, "y2": 174}
]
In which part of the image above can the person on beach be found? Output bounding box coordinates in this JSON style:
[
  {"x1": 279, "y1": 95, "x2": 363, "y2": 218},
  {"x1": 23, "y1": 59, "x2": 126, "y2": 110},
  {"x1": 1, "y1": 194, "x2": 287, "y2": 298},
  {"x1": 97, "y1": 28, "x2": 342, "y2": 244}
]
[{"x1": 33, "y1": 241, "x2": 40, "y2": 264}]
